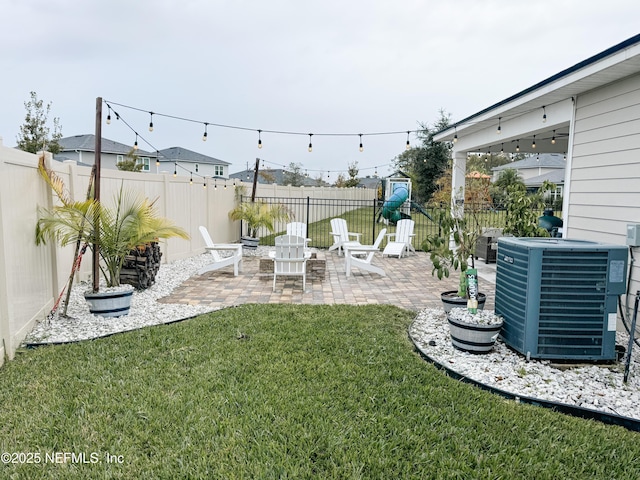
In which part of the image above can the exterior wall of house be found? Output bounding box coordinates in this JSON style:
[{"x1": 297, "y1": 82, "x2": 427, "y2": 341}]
[
  {"x1": 60, "y1": 150, "x2": 122, "y2": 170},
  {"x1": 493, "y1": 166, "x2": 562, "y2": 182},
  {"x1": 567, "y1": 72, "x2": 640, "y2": 300},
  {"x1": 157, "y1": 162, "x2": 228, "y2": 179}
]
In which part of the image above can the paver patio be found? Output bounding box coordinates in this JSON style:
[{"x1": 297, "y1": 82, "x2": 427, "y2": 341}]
[{"x1": 159, "y1": 250, "x2": 496, "y2": 312}]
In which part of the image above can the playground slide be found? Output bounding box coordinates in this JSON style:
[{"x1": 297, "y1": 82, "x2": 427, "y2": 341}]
[{"x1": 381, "y1": 185, "x2": 409, "y2": 223}]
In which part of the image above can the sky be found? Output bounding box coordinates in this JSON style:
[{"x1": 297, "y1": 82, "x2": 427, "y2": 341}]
[{"x1": 1, "y1": 0, "x2": 640, "y2": 181}]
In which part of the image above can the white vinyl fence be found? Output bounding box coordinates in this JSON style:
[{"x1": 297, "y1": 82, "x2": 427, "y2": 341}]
[{"x1": 0, "y1": 139, "x2": 374, "y2": 364}]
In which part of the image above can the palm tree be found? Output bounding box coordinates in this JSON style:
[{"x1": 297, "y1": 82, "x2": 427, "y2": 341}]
[
  {"x1": 228, "y1": 201, "x2": 291, "y2": 240},
  {"x1": 36, "y1": 185, "x2": 189, "y2": 288}
]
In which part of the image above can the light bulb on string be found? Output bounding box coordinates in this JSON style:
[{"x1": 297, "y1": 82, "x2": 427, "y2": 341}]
[
  {"x1": 500, "y1": 143, "x2": 504, "y2": 154},
  {"x1": 308, "y1": 133, "x2": 313, "y2": 152},
  {"x1": 542, "y1": 106, "x2": 547, "y2": 123},
  {"x1": 374, "y1": 166, "x2": 378, "y2": 176},
  {"x1": 516, "y1": 140, "x2": 520, "y2": 152},
  {"x1": 497, "y1": 117, "x2": 502, "y2": 135},
  {"x1": 156, "y1": 151, "x2": 160, "y2": 167},
  {"x1": 106, "y1": 106, "x2": 112, "y2": 125},
  {"x1": 406, "y1": 131, "x2": 411, "y2": 150},
  {"x1": 204, "y1": 177, "x2": 207, "y2": 189},
  {"x1": 173, "y1": 163, "x2": 177, "y2": 177},
  {"x1": 532, "y1": 135, "x2": 536, "y2": 149},
  {"x1": 190, "y1": 173, "x2": 193, "y2": 185},
  {"x1": 359, "y1": 134, "x2": 363, "y2": 152},
  {"x1": 453, "y1": 127, "x2": 458, "y2": 143},
  {"x1": 551, "y1": 130, "x2": 556, "y2": 144},
  {"x1": 257, "y1": 130, "x2": 262, "y2": 149},
  {"x1": 224, "y1": 182, "x2": 227, "y2": 189},
  {"x1": 214, "y1": 178, "x2": 217, "y2": 190},
  {"x1": 149, "y1": 112, "x2": 154, "y2": 132},
  {"x1": 133, "y1": 133, "x2": 138, "y2": 150},
  {"x1": 202, "y1": 123, "x2": 208, "y2": 141}
]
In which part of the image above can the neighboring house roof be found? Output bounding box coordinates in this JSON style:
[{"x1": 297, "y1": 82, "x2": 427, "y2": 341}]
[
  {"x1": 492, "y1": 153, "x2": 565, "y2": 172},
  {"x1": 467, "y1": 171, "x2": 491, "y2": 179},
  {"x1": 357, "y1": 176, "x2": 382, "y2": 189},
  {"x1": 230, "y1": 168, "x2": 321, "y2": 186},
  {"x1": 524, "y1": 169, "x2": 566, "y2": 186},
  {"x1": 58, "y1": 134, "x2": 155, "y2": 156},
  {"x1": 158, "y1": 147, "x2": 230, "y2": 166}
]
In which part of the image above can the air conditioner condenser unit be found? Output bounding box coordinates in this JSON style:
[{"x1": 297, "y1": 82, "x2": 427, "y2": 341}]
[{"x1": 495, "y1": 237, "x2": 628, "y2": 361}]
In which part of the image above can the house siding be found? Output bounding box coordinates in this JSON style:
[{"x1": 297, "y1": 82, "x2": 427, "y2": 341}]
[{"x1": 568, "y1": 71, "x2": 640, "y2": 298}]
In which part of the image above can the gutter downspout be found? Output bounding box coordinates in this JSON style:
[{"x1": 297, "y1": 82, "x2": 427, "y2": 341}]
[{"x1": 560, "y1": 97, "x2": 577, "y2": 238}]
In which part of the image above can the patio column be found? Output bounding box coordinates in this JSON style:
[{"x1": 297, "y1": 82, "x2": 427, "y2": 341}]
[{"x1": 451, "y1": 149, "x2": 467, "y2": 211}]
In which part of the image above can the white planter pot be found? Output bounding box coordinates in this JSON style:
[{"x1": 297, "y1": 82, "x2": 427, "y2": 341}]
[
  {"x1": 447, "y1": 315, "x2": 502, "y2": 354},
  {"x1": 84, "y1": 290, "x2": 133, "y2": 318},
  {"x1": 241, "y1": 236, "x2": 259, "y2": 249}
]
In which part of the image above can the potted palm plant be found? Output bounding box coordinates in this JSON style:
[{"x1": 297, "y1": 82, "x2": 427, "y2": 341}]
[
  {"x1": 228, "y1": 200, "x2": 291, "y2": 249},
  {"x1": 36, "y1": 184, "x2": 189, "y2": 317}
]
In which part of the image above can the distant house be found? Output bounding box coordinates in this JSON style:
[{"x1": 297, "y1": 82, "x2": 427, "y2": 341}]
[
  {"x1": 230, "y1": 168, "x2": 323, "y2": 186},
  {"x1": 357, "y1": 176, "x2": 382, "y2": 189},
  {"x1": 492, "y1": 153, "x2": 565, "y2": 199},
  {"x1": 57, "y1": 134, "x2": 157, "y2": 171},
  {"x1": 158, "y1": 147, "x2": 231, "y2": 179}
]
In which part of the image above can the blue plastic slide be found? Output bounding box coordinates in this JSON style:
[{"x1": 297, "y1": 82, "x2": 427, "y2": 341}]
[{"x1": 381, "y1": 185, "x2": 409, "y2": 223}]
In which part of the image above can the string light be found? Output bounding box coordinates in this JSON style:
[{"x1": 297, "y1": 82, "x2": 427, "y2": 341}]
[
  {"x1": 156, "y1": 151, "x2": 160, "y2": 167},
  {"x1": 500, "y1": 143, "x2": 504, "y2": 154},
  {"x1": 133, "y1": 133, "x2": 138, "y2": 150},
  {"x1": 359, "y1": 134, "x2": 363, "y2": 152},
  {"x1": 257, "y1": 130, "x2": 262, "y2": 149},
  {"x1": 551, "y1": 130, "x2": 556, "y2": 144},
  {"x1": 214, "y1": 178, "x2": 217, "y2": 190},
  {"x1": 149, "y1": 112, "x2": 154, "y2": 132},
  {"x1": 202, "y1": 123, "x2": 208, "y2": 141},
  {"x1": 173, "y1": 163, "x2": 177, "y2": 177},
  {"x1": 516, "y1": 140, "x2": 520, "y2": 152},
  {"x1": 308, "y1": 133, "x2": 313, "y2": 152},
  {"x1": 406, "y1": 131, "x2": 411, "y2": 150},
  {"x1": 106, "y1": 106, "x2": 112, "y2": 125},
  {"x1": 496, "y1": 117, "x2": 501, "y2": 135},
  {"x1": 190, "y1": 173, "x2": 193, "y2": 185},
  {"x1": 453, "y1": 127, "x2": 458, "y2": 143},
  {"x1": 542, "y1": 106, "x2": 547, "y2": 123},
  {"x1": 532, "y1": 135, "x2": 536, "y2": 149},
  {"x1": 204, "y1": 178, "x2": 207, "y2": 189}
]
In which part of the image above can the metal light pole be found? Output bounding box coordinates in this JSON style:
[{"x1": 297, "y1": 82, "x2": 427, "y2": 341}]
[{"x1": 93, "y1": 97, "x2": 102, "y2": 293}]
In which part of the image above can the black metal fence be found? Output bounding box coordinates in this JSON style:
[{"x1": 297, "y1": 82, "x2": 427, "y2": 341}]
[{"x1": 241, "y1": 196, "x2": 546, "y2": 249}]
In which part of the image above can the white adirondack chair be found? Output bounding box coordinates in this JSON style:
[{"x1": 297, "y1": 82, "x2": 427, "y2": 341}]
[
  {"x1": 344, "y1": 228, "x2": 387, "y2": 277},
  {"x1": 271, "y1": 235, "x2": 308, "y2": 291},
  {"x1": 197, "y1": 226, "x2": 243, "y2": 276},
  {"x1": 328, "y1": 218, "x2": 363, "y2": 255},
  {"x1": 382, "y1": 219, "x2": 416, "y2": 258},
  {"x1": 286, "y1": 222, "x2": 311, "y2": 247}
]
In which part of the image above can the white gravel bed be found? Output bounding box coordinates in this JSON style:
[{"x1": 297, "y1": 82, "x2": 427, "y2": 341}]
[
  {"x1": 22, "y1": 248, "x2": 270, "y2": 345},
  {"x1": 410, "y1": 308, "x2": 640, "y2": 422}
]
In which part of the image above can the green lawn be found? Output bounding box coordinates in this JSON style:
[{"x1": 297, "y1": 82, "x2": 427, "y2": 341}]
[
  {"x1": 263, "y1": 205, "x2": 514, "y2": 249},
  {"x1": 1, "y1": 304, "x2": 638, "y2": 479}
]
